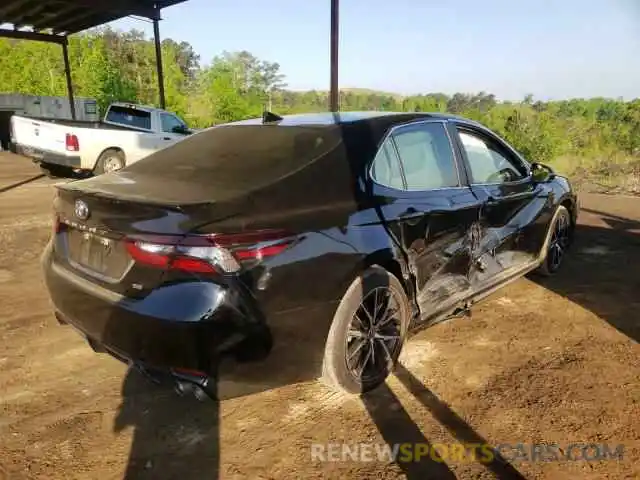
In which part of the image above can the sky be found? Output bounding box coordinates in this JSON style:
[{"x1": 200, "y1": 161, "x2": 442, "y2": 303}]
[{"x1": 109, "y1": 0, "x2": 640, "y2": 101}]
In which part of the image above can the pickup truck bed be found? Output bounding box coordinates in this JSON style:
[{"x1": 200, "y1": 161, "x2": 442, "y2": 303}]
[{"x1": 22, "y1": 117, "x2": 137, "y2": 131}]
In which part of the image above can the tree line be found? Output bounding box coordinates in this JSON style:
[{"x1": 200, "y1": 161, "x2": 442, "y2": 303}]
[{"x1": 1, "y1": 28, "x2": 639, "y2": 181}]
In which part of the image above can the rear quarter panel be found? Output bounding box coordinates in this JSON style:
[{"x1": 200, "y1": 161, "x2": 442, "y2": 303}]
[{"x1": 250, "y1": 205, "x2": 406, "y2": 320}]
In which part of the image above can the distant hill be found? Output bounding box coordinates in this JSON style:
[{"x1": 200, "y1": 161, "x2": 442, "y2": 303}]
[
  {"x1": 289, "y1": 87, "x2": 406, "y2": 100},
  {"x1": 340, "y1": 88, "x2": 406, "y2": 100}
]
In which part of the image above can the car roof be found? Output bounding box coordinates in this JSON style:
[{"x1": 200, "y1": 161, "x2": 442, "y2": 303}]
[{"x1": 226, "y1": 111, "x2": 468, "y2": 127}]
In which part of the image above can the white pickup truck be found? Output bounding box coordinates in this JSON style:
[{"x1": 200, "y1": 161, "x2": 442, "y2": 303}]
[{"x1": 10, "y1": 102, "x2": 194, "y2": 175}]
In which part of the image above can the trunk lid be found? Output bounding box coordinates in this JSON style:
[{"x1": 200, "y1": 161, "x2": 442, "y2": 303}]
[
  {"x1": 59, "y1": 170, "x2": 252, "y2": 208},
  {"x1": 53, "y1": 177, "x2": 247, "y2": 297}
]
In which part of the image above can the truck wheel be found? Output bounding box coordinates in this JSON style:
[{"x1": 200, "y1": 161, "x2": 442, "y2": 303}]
[
  {"x1": 321, "y1": 267, "x2": 410, "y2": 395},
  {"x1": 95, "y1": 149, "x2": 125, "y2": 175}
]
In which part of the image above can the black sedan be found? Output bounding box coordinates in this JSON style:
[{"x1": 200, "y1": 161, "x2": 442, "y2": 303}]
[{"x1": 42, "y1": 111, "x2": 578, "y2": 398}]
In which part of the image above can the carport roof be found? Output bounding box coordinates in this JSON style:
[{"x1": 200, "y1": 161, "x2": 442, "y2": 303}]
[{"x1": 0, "y1": 0, "x2": 186, "y2": 42}]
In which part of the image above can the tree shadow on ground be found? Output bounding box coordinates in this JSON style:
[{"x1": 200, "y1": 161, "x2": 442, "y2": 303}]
[
  {"x1": 362, "y1": 364, "x2": 527, "y2": 480},
  {"x1": 532, "y1": 206, "x2": 640, "y2": 343},
  {"x1": 114, "y1": 367, "x2": 220, "y2": 480}
]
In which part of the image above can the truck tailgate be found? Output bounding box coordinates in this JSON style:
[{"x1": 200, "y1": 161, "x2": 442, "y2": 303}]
[{"x1": 11, "y1": 115, "x2": 67, "y2": 156}]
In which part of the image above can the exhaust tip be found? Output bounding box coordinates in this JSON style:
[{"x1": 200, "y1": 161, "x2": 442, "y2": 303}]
[
  {"x1": 193, "y1": 385, "x2": 210, "y2": 401},
  {"x1": 171, "y1": 369, "x2": 214, "y2": 401},
  {"x1": 174, "y1": 379, "x2": 211, "y2": 401},
  {"x1": 174, "y1": 380, "x2": 195, "y2": 396}
]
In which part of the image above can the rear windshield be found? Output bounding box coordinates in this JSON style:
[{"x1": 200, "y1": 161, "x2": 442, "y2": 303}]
[
  {"x1": 105, "y1": 106, "x2": 151, "y2": 130},
  {"x1": 125, "y1": 124, "x2": 343, "y2": 192}
]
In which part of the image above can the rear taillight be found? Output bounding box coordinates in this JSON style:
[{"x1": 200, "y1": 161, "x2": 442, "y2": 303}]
[
  {"x1": 125, "y1": 229, "x2": 295, "y2": 274},
  {"x1": 65, "y1": 133, "x2": 79, "y2": 152}
]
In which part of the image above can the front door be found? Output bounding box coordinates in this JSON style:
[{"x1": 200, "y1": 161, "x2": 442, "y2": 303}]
[
  {"x1": 452, "y1": 124, "x2": 549, "y2": 287},
  {"x1": 159, "y1": 112, "x2": 190, "y2": 149}
]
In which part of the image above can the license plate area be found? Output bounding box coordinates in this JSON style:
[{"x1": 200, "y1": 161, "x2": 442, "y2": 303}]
[
  {"x1": 78, "y1": 232, "x2": 111, "y2": 272},
  {"x1": 66, "y1": 229, "x2": 130, "y2": 280}
]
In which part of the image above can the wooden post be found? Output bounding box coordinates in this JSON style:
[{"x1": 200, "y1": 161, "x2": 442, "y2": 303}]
[
  {"x1": 153, "y1": 17, "x2": 166, "y2": 109},
  {"x1": 61, "y1": 39, "x2": 76, "y2": 120},
  {"x1": 329, "y1": 0, "x2": 339, "y2": 111}
]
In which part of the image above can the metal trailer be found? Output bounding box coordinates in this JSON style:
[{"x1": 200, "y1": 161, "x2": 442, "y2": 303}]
[
  {"x1": 0, "y1": 94, "x2": 99, "y2": 150},
  {"x1": 0, "y1": 1, "x2": 186, "y2": 120}
]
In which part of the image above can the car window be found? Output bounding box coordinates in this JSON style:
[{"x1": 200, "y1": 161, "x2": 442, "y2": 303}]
[
  {"x1": 105, "y1": 106, "x2": 151, "y2": 130},
  {"x1": 126, "y1": 124, "x2": 342, "y2": 193},
  {"x1": 371, "y1": 138, "x2": 404, "y2": 189},
  {"x1": 161, "y1": 113, "x2": 187, "y2": 134},
  {"x1": 457, "y1": 129, "x2": 526, "y2": 184},
  {"x1": 391, "y1": 123, "x2": 458, "y2": 190}
]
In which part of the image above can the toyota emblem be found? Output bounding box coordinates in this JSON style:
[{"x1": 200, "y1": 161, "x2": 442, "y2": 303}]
[{"x1": 74, "y1": 199, "x2": 90, "y2": 221}]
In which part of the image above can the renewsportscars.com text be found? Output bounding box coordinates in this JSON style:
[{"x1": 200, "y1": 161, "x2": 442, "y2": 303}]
[{"x1": 311, "y1": 442, "x2": 625, "y2": 464}]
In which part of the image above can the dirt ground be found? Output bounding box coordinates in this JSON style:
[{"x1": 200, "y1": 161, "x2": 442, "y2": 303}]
[{"x1": 0, "y1": 151, "x2": 638, "y2": 480}]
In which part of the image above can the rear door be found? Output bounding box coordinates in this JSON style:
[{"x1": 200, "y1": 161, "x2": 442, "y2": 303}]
[
  {"x1": 451, "y1": 122, "x2": 548, "y2": 286},
  {"x1": 371, "y1": 120, "x2": 484, "y2": 322}
]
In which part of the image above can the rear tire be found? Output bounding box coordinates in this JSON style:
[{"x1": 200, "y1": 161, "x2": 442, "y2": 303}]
[
  {"x1": 537, "y1": 205, "x2": 572, "y2": 276},
  {"x1": 94, "y1": 149, "x2": 125, "y2": 175},
  {"x1": 321, "y1": 267, "x2": 410, "y2": 394}
]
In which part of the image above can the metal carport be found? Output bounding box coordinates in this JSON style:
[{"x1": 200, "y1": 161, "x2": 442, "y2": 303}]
[
  {"x1": 0, "y1": 0, "x2": 341, "y2": 115},
  {"x1": 0, "y1": 0, "x2": 187, "y2": 119}
]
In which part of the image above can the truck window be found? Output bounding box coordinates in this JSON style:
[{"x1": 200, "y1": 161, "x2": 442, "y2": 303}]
[
  {"x1": 105, "y1": 106, "x2": 151, "y2": 131},
  {"x1": 161, "y1": 113, "x2": 187, "y2": 134}
]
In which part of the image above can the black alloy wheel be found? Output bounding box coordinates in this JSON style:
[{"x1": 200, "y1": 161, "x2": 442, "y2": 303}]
[{"x1": 345, "y1": 286, "x2": 403, "y2": 383}]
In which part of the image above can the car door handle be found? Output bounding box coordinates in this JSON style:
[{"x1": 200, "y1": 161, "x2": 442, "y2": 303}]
[{"x1": 162, "y1": 137, "x2": 171, "y2": 140}]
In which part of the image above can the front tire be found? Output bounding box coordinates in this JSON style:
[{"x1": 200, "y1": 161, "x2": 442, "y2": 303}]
[
  {"x1": 537, "y1": 205, "x2": 572, "y2": 276},
  {"x1": 94, "y1": 149, "x2": 125, "y2": 175},
  {"x1": 321, "y1": 267, "x2": 410, "y2": 394}
]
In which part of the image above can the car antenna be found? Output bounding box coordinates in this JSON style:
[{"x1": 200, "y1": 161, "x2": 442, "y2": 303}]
[{"x1": 262, "y1": 110, "x2": 283, "y2": 124}]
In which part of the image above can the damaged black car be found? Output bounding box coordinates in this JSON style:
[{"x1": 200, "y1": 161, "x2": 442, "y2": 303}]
[{"x1": 42, "y1": 111, "x2": 578, "y2": 398}]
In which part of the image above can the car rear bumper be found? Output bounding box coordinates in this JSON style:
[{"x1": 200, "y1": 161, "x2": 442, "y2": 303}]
[
  {"x1": 16, "y1": 143, "x2": 81, "y2": 168},
  {"x1": 42, "y1": 243, "x2": 267, "y2": 374}
]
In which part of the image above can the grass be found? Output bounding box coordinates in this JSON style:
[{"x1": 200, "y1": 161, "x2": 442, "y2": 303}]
[{"x1": 549, "y1": 154, "x2": 640, "y2": 195}]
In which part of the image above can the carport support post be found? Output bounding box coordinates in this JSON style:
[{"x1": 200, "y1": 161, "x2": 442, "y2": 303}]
[
  {"x1": 61, "y1": 38, "x2": 76, "y2": 120},
  {"x1": 329, "y1": 0, "x2": 339, "y2": 111},
  {"x1": 153, "y1": 18, "x2": 166, "y2": 110}
]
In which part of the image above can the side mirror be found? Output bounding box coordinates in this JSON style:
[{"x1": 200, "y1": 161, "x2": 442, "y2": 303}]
[
  {"x1": 171, "y1": 125, "x2": 191, "y2": 135},
  {"x1": 531, "y1": 162, "x2": 556, "y2": 182}
]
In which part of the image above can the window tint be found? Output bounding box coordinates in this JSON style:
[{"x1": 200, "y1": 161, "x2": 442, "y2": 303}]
[
  {"x1": 392, "y1": 123, "x2": 458, "y2": 190},
  {"x1": 458, "y1": 130, "x2": 526, "y2": 184},
  {"x1": 126, "y1": 124, "x2": 342, "y2": 192},
  {"x1": 105, "y1": 106, "x2": 151, "y2": 130},
  {"x1": 161, "y1": 113, "x2": 187, "y2": 134},
  {"x1": 371, "y1": 138, "x2": 404, "y2": 189}
]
